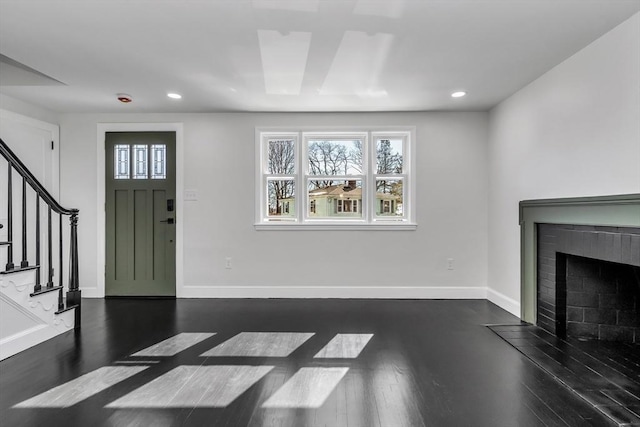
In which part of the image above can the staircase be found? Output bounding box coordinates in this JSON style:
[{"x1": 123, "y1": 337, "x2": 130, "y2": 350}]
[{"x1": 0, "y1": 137, "x2": 80, "y2": 360}]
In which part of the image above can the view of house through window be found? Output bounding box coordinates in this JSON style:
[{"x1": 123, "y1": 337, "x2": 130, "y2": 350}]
[{"x1": 258, "y1": 130, "x2": 412, "y2": 226}]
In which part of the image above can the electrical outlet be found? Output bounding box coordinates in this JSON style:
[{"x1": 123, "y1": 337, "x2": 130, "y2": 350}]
[
  {"x1": 225, "y1": 257, "x2": 232, "y2": 269},
  {"x1": 447, "y1": 258, "x2": 454, "y2": 270}
]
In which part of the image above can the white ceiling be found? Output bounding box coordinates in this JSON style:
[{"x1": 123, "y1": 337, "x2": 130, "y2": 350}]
[{"x1": 1, "y1": 0, "x2": 639, "y2": 113}]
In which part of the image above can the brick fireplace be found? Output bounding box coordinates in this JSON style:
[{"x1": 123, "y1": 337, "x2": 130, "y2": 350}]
[
  {"x1": 537, "y1": 224, "x2": 640, "y2": 343},
  {"x1": 518, "y1": 194, "x2": 640, "y2": 340}
]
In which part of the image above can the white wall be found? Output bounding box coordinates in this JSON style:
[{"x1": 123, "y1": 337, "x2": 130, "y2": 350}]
[
  {"x1": 0, "y1": 94, "x2": 59, "y2": 125},
  {"x1": 487, "y1": 13, "x2": 640, "y2": 315},
  {"x1": 56, "y1": 111, "x2": 489, "y2": 298},
  {"x1": 5, "y1": 13, "x2": 637, "y2": 310}
]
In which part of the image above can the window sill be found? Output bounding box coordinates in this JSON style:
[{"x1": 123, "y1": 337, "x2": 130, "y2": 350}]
[{"x1": 254, "y1": 222, "x2": 418, "y2": 231}]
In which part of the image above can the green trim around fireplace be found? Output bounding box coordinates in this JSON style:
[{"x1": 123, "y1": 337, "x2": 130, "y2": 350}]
[{"x1": 519, "y1": 194, "x2": 640, "y2": 324}]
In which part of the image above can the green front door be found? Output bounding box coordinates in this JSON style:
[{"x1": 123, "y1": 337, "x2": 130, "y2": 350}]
[{"x1": 106, "y1": 132, "x2": 176, "y2": 296}]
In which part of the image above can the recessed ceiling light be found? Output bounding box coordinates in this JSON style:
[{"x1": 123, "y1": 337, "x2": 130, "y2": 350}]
[
  {"x1": 167, "y1": 93, "x2": 182, "y2": 99},
  {"x1": 451, "y1": 91, "x2": 467, "y2": 98}
]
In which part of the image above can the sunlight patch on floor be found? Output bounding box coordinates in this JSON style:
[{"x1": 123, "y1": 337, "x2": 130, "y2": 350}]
[
  {"x1": 106, "y1": 365, "x2": 274, "y2": 408},
  {"x1": 262, "y1": 367, "x2": 349, "y2": 408},
  {"x1": 13, "y1": 366, "x2": 149, "y2": 408},
  {"x1": 201, "y1": 332, "x2": 315, "y2": 357},
  {"x1": 132, "y1": 332, "x2": 216, "y2": 356},
  {"x1": 314, "y1": 333, "x2": 374, "y2": 358}
]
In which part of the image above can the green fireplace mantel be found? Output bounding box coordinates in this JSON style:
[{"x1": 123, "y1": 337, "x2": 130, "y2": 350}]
[{"x1": 519, "y1": 194, "x2": 640, "y2": 324}]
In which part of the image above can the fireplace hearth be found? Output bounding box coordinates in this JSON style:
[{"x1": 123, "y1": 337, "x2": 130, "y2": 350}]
[{"x1": 537, "y1": 224, "x2": 640, "y2": 343}]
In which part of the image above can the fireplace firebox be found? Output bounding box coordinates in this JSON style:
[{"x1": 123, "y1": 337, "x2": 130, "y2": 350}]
[{"x1": 537, "y1": 224, "x2": 640, "y2": 343}]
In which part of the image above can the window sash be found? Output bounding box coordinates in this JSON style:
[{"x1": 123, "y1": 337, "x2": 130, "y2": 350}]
[
  {"x1": 374, "y1": 134, "x2": 405, "y2": 175},
  {"x1": 304, "y1": 134, "x2": 366, "y2": 176},
  {"x1": 305, "y1": 177, "x2": 364, "y2": 221}
]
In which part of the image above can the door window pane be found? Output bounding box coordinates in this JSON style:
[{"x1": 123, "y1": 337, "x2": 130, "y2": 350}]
[
  {"x1": 151, "y1": 145, "x2": 167, "y2": 179},
  {"x1": 114, "y1": 144, "x2": 130, "y2": 179},
  {"x1": 133, "y1": 145, "x2": 148, "y2": 179}
]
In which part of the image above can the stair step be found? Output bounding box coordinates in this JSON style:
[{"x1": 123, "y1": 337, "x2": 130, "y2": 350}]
[
  {"x1": 0, "y1": 265, "x2": 39, "y2": 275},
  {"x1": 30, "y1": 285, "x2": 63, "y2": 297},
  {"x1": 55, "y1": 304, "x2": 78, "y2": 315}
]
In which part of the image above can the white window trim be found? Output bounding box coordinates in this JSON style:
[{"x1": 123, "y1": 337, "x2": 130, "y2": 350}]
[
  {"x1": 371, "y1": 131, "x2": 409, "y2": 221},
  {"x1": 260, "y1": 132, "x2": 298, "y2": 222},
  {"x1": 255, "y1": 127, "x2": 417, "y2": 230}
]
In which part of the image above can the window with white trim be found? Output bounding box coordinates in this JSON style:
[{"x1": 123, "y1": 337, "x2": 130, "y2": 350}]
[{"x1": 257, "y1": 129, "x2": 414, "y2": 228}]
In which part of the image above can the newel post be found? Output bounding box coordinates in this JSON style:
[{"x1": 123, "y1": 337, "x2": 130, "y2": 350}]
[{"x1": 66, "y1": 209, "x2": 81, "y2": 328}]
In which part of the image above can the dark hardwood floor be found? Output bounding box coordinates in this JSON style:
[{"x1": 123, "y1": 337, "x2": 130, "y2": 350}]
[
  {"x1": 490, "y1": 324, "x2": 640, "y2": 425},
  {"x1": 0, "y1": 299, "x2": 620, "y2": 426}
]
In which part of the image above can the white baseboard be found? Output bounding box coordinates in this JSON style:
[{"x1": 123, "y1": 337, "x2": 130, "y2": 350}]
[
  {"x1": 80, "y1": 288, "x2": 102, "y2": 298},
  {"x1": 0, "y1": 322, "x2": 74, "y2": 361},
  {"x1": 1, "y1": 324, "x2": 48, "y2": 360},
  {"x1": 487, "y1": 288, "x2": 521, "y2": 318},
  {"x1": 179, "y1": 285, "x2": 488, "y2": 299},
  {"x1": 0, "y1": 302, "x2": 76, "y2": 361}
]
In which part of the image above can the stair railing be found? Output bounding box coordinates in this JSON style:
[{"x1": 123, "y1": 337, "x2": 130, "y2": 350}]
[{"x1": 0, "y1": 138, "x2": 81, "y2": 327}]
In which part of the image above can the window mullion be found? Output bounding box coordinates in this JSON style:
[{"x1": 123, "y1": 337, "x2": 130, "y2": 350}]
[
  {"x1": 261, "y1": 173, "x2": 267, "y2": 221},
  {"x1": 297, "y1": 132, "x2": 304, "y2": 223},
  {"x1": 366, "y1": 132, "x2": 375, "y2": 223}
]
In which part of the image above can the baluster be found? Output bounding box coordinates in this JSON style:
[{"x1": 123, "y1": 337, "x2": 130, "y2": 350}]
[
  {"x1": 34, "y1": 195, "x2": 41, "y2": 293},
  {"x1": 68, "y1": 212, "x2": 79, "y2": 293},
  {"x1": 47, "y1": 206, "x2": 53, "y2": 288},
  {"x1": 58, "y1": 214, "x2": 64, "y2": 290},
  {"x1": 67, "y1": 211, "x2": 81, "y2": 328},
  {"x1": 21, "y1": 177, "x2": 28, "y2": 268},
  {"x1": 6, "y1": 165, "x2": 14, "y2": 270}
]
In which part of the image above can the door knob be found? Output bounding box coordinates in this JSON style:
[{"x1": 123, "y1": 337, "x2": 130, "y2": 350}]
[{"x1": 160, "y1": 218, "x2": 174, "y2": 224}]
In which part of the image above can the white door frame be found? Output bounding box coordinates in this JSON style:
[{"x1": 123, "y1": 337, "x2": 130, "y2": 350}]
[
  {"x1": 96, "y1": 123, "x2": 184, "y2": 298},
  {"x1": 0, "y1": 109, "x2": 60, "y2": 198}
]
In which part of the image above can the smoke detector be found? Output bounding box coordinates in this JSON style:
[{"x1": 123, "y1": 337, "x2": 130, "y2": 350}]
[{"x1": 117, "y1": 93, "x2": 132, "y2": 103}]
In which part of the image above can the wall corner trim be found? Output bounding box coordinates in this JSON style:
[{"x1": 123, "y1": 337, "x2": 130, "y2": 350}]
[{"x1": 487, "y1": 288, "x2": 520, "y2": 318}]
